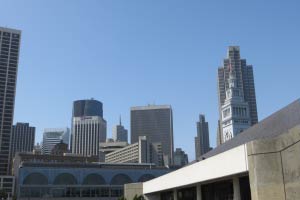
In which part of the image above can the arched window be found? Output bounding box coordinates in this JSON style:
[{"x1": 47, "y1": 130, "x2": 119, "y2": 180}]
[
  {"x1": 23, "y1": 173, "x2": 48, "y2": 185},
  {"x1": 110, "y1": 174, "x2": 132, "y2": 185},
  {"x1": 83, "y1": 174, "x2": 106, "y2": 185},
  {"x1": 138, "y1": 174, "x2": 155, "y2": 182},
  {"x1": 53, "y1": 173, "x2": 77, "y2": 185}
]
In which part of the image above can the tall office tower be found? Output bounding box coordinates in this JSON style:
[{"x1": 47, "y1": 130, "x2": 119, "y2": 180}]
[
  {"x1": 0, "y1": 27, "x2": 21, "y2": 175},
  {"x1": 131, "y1": 105, "x2": 174, "y2": 166},
  {"x1": 194, "y1": 114, "x2": 210, "y2": 159},
  {"x1": 112, "y1": 117, "x2": 128, "y2": 142},
  {"x1": 217, "y1": 46, "x2": 257, "y2": 144},
  {"x1": 42, "y1": 128, "x2": 70, "y2": 155},
  {"x1": 10, "y1": 123, "x2": 35, "y2": 159},
  {"x1": 71, "y1": 99, "x2": 107, "y2": 157}
]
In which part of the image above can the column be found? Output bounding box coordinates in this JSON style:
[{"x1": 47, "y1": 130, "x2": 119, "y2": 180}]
[
  {"x1": 233, "y1": 177, "x2": 241, "y2": 200},
  {"x1": 196, "y1": 184, "x2": 202, "y2": 200},
  {"x1": 173, "y1": 189, "x2": 178, "y2": 200}
]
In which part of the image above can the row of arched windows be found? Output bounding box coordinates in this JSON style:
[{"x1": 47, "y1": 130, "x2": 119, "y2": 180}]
[{"x1": 23, "y1": 173, "x2": 155, "y2": 185}]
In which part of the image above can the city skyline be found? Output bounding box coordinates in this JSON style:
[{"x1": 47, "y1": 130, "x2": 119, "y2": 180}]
[{"x1": 1, "y1": 1, "x2": 300, "y2": 160}]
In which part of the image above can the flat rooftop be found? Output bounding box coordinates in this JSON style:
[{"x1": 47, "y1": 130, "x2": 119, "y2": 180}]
[{"x1": 131, "y1": 105, "x2": 171, "y2": 111}]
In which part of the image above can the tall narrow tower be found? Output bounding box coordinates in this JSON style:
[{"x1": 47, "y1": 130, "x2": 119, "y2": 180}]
[
  {"x1": 194, "y1": 114, "x2": 210, "y2": 159},
  {"x1": 0, "y1": 27, "x2": 21, "y2": 175},
  {"x1": 217, "y1": 46, "x2": 258, "y2": 144},
  {"x1": 221, "y1": 65, "x2": 251, "y2": 142}
]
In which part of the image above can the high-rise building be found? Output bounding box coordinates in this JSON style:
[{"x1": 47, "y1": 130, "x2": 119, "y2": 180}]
[
  {"x1": 71, "y1": 99, "x2": 106, "y2": 157},
  {"x1": 217, "y1": 46, "x2": 258, "y2": 145},
  {"x1": 73, "y1": 99, "x2": 103, "y2": 118},
  {"x1": 194, "y1": 115, "x2": 210, "y2": 159},
  {"x1": 42, "y1": 128, "x2": 70, "y2": 155},
  {"x1": 0, "y1": 27, "x2": 21, "y2": 175},
  {"x1": 10, "y1": 123, "x2": 35, "y2": 160},
  {"x1": 112, "y1": 117, "x2": 128, "y2": 142},
  {"x1": 131, "y1": 105, "x2": 174, "y2": 166},
  {"x1": 173, "y1": 148, "x2": 188, "y2": 167}
]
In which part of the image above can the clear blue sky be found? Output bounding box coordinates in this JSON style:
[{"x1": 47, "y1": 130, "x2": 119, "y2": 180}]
[{"x1": 1, "y1": 0, "x2": 299, "y2": 160}]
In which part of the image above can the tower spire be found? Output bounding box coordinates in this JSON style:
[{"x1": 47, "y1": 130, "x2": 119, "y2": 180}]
[{"x1": 119, "y1": 115, "x2": 122, "y2": 126}]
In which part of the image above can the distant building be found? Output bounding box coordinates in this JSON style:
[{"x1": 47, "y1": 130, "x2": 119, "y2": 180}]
[
  {"x1": 112, "y1": 117, "x2": 128, "y2": 142},
  {"x1": 33, "y1": 143, "x2": 42, "y2": 155},
  {"x1": 14, "y1": 152, "x2": 171, "y2": 200},
  {"x1": 42, "y1": 128, "x2": 70, "y2": 155},
  {"x1": 10, "y1": 123, "x2": 35, "y2": 160},
  {"x1": 71, "y1": 99, "x2": 107, "y2": 157},
  {"x1": 194, "y1": 115, "x2": 210, "y2": 159},
  {"x1": 105, "y1": 136, "x2": 163, "y2": 166},
  {"x1": 131, "y1": 105, "x2": 174, "y2": 166},
  {"x1": 0, "y1": 27, "x2": 21, "y2": 175},
  {"x1": 99, "y1": 140, "x2": 128, "y2": 162},
  {"x1": 221, "y1": 67, "x2": 251, "y2": 143},
  {"x1": 217, "y1": 46, "x2": 258, "y2": 145},
  {"x1": 73, "y1": 99, "x2": 103, "y2": 118},
  {"x1": 173, "y1": 148, "x2": 188, "y2": 167},
  {"x1": 51, "y1": 141, "x2": 69, "y2": 156}
]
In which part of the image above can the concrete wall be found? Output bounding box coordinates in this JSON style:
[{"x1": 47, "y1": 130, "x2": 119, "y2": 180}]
[
  {"x1": 124, "y1": 183, "x2": 143, "y2": 200},
  {"x1": 143, "y1": 145, "x2": 248, "y2": 194},
  {"x1": 247, "y1": 125, "x2": 300, "y2": 200}
]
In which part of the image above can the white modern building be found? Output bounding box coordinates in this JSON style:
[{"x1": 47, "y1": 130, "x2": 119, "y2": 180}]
[
  {"x1": 106, "y1": 136, "x2": 163, "y2": 166},
  {"x1": 71, "y1": 116, "x2": 106, "y2": 157},
  {"x1": 125, "y1": 99, "x2": 300, "y2": 200},
  {"x1": 42, "y1": 128, "x2": 70, "y2": 155}
]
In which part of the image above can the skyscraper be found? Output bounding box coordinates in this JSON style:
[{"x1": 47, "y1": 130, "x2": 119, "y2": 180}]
[
  {"x1": 112, "y1": 117, "x2": 128, "y2": 142},
  {"x1": 194, "y1": 114, "x2": 210, "y2": 159},
  {"x1": 217, "y1": 46, "x2": 258, "y2": 145},
  {"x1": 131, "y1": 105, "x2": 174, "y2": 166},
  {"x1": 42, "y1": 128, "x2": 70, "y2": 155},
  {"x1": 0, "y1": 27, "x2": 21, "y2": 175},
  {"x1": 10, "y1": 123, "x2": 35, "y2": 159},
  {"x1": 71, "y1": 99, "x2": 106, "y2": 157}
]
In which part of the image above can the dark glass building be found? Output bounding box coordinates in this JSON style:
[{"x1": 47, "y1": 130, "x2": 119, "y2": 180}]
[
  {"x1": 10, "y1": 123, "x2": 35, "y2": 160},
  {"x1": 73, "y1": 99, "x2": 103, "y2": 117},
  {"x1": 131, "y1": 105, "x2": 174, "y2": 166},
  {"x1": 0, "y1": 27, "x2": 21, "y2": 175},
  {"x1": 195, "y1": 114, "x2": 210, "y2": 159}
]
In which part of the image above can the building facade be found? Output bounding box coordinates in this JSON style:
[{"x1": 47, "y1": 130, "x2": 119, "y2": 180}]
[
  {"x1": 194, "y1": 115, "x2": 210, "y2": 159},
  {"x1": 71, "y1": 99, "x2": 107, "y2": 157},
  {"x1": 105, "y1": 136, "x2": 163, "y2": 166},
  {"x1": 42, "y1": 128, "x2": 70, "y2": 155},
  {"x1": 71, "y1": 116, "x2": 106, "y2": 157},
  {"x1": 221, "y1": 69, "x2": 251, "y2": 143},
  {"x1": 73, "y1": 99, "x2": 103, "y2": 118},
  {"x1": 112, "y1": 117, "x2": 128, "y2": 142},
  {"x1": 99, "y1": 140, "x2": 128, "y2": 162},
  {"x1": 217, "y1": 46, "x2": 258, "y2": 145},
  {"x1": 10, "y1": 123, "x2": 35, "y2": 160},
  {"x1": 13, "y1": 152, "x2": 171, "y2": 200},
  {"x1": 0, "y1": 27, "x2": 21, "y2": 175},
  {"x1": 173, "y1": 148, "x2": 188, "y2": 167},
  {"x1": 131, "y1": 105, "x2": 174, "y2": 166}
]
